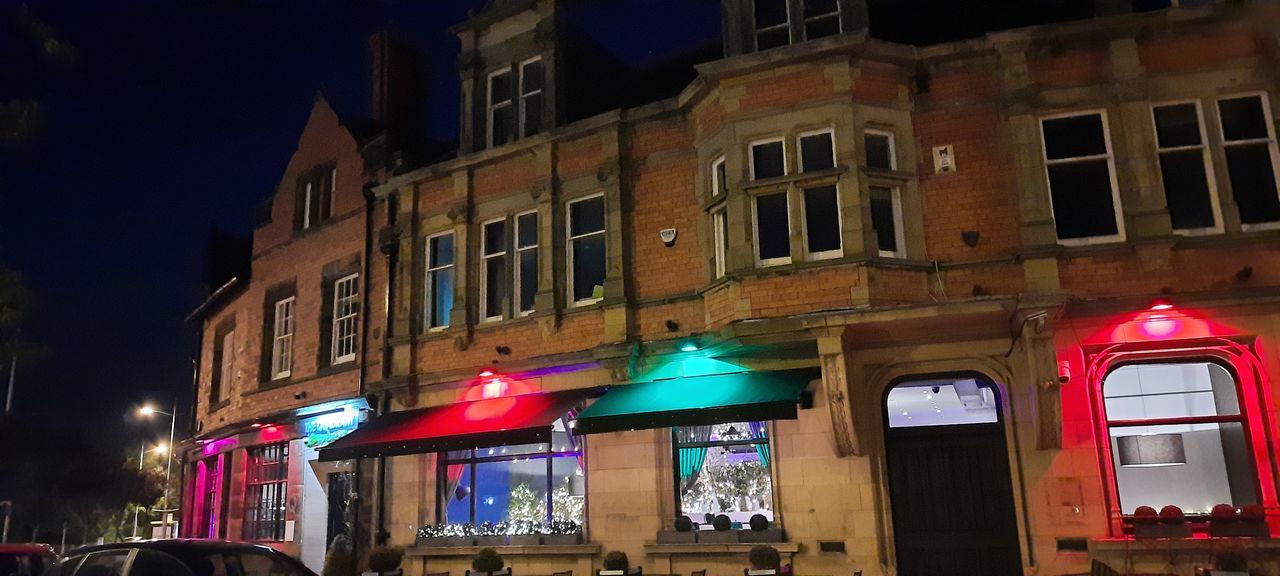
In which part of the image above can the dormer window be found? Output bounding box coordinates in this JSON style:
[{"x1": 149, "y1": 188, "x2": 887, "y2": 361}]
[
  {"x1": 803, "y1": 0, "x2": 840, "y2": 40},
  {"x1": 486, "y1": 58, "x2": 547, "y2": 149},
  {"x1": 488, "y1": 69, "x2": 514, "y2": 148},
  {"x1": 752, "y1": 0, "x2": 844, "y2": 51},
  {"x1": 520, "y1": 58, "x2": 544, "y2": 138},
  {"x1": 754, "y1": 0, "x2": 791, "y2": 50},
  {"x1": 295, "y1": 164, "x2": 335, "y2": 232}
]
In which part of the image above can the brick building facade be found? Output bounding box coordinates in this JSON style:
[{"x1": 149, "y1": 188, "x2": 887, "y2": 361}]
[{"x1": 186, "y1": 1, "x2": 1280, "y2": 575}]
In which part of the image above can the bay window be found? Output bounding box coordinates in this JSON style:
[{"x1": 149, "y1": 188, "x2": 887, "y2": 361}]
[
  {"x1": 568, "y1": 195, "x2": 606, "y2": 304},
  {"x1": 753, "y1": 191, "x2": 791, "y2": 266},
  {"x1": 674, "y1": 422, "x2": 775, "y2": 526},
  {"x1": 749, "y1": 130, "x2": 845, "y2": 266},
  {"x1": 1217, "y1": 93, "x2": 1280, "y2": 227},
  {"x1": 425, "y1": 232, "x2": 455, "y2": 330},
  {"x1": 1040, "y1": 111, "x2": 1124, "y2": 243}
]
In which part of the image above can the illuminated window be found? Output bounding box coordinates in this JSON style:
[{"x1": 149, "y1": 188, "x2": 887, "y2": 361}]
[
  {"x1": 270, "y1": 297, "x2": 294, "y2": 380},
  {"x1": 481, "y1": 219, "x2": 507, "y2": 321},
  {"x1": 439, "y1": 417, "x2": 585, "y2": 530},
  {"x1": 1103, "y1": 362, "x2": 1257, "y2": 515},
  {"x1": 1153, "y1": 102, "x2": 1221, "y2": 233},
  {"x1": 567, "y1": 195, "x2": 606, "y2": 304},
  {"x1": 425, "y1": 232, "x2": 455, "y2": 330},
  {"x1": 515, "y1": 211, "x2": 539, "y2": 314},
  {"x1": 199, "y1": 455, "x2": 223, "y2": 539},
  {"x1": 488, "y1": 69, "x2": 514, "y2": 148},
  {"x1": 1217, "y1": 93, "x2": 1280, "y2": 227},
  {"x1": 674, "y1": 422, "x2": 775, "y2": 526},
  {"x1": 520, "y1": 58, "x2": 544, "y2": 138},
  {"x1": 887, "y1": 377, "x2": 998, "y2": 428},
  {"x1": 331, "y1": 274, "x2": 359, "y2": 364},
  {"x1": 1040, "y1": 111, "x2": 1124, "y2": 243},
  {"x1": 244, "y1": 443, "x2": 289, "y2": 541}
]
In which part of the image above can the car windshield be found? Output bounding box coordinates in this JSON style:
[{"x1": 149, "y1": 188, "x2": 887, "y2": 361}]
[
  {"x1": 165, "y1": 549, "x2": 312, "y2": 576},
  {"x1": 0, "y1": 552, "x2": 55, "y2": 576}
]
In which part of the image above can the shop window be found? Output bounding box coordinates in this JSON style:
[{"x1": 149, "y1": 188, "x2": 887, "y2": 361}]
[
  {"x1": 803, "y1": 0, "x2": 841, "y2": 40},
  {"x1": 439, "y1": 417, "x2": 585, "y2": 530},
  {"x1": 1153, "y1": 102, "x2": 1221, "y2": 233},
  {"x1": 1217, "y1": 94, "x2": 1280, "y2": 227},
  {"x1": 712, "y1": 207, "x2": 728, "y2": 279},
  {"x1": 515, "y1": 211, "x2": 539, "y2": 315},
  {"x1": 887, "y1": 377, "x2": 998, "y2": 428},
  {"x1": 750, "y1": 138, "x2": 787, "y2": 180},
  {"x1": 425, "y1": 232, "x2": 455, "y2": 330},
  {"x1": 244, "y1": 443, "x2": 289, "y2": 541},
  {"x1": 870, "y1": 185, "x2": 904, "y2": 258},
  {"x1": 481, "y1": 219, "x2": 507, "y2": 321},
  {"x1": 753, "y1": 191, "x2": 791, "y2": 266},
  {"x1": 568, "y1": 195, "x2": 606, "y2": 304},
  {"x1": 330, "y1": 273, "x2": 359, "y2": 364},
  {"x1": 1103, "y1": 362, "x2": 1257, "y2": 515},
  {"x1": 1040, "y1": 112, "x2": 1125, "y2": 243},
  {"x1": 198, "y1": 455, "x2": 223, "y2": 539},
  {"x1": 488, "y1": 69, "x2": 514, "y2": 148},
  {"x1": 864, "y1": 130, "x2": 896, "y2": 170},
  {"x1": 270, "y1": 297, "x2": 295, "y2": 380},
  {"x1": 674, "y1": 422, "x2": 775, "y2": 526},
  {"x1": 519, "y1": 58, "x2": 544, "y2": 138},
  {"x1": 754, "y1": 0, "x2": 791, "y2": 50}
]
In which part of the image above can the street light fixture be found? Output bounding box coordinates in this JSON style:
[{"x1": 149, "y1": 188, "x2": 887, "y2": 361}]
[{"x1": 136, "y1": 401, "x2": 177, "y2": 537}]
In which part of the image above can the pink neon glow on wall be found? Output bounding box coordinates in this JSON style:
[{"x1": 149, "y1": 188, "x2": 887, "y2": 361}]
[{"x1": 201, "y1": 436, "x2": 237, "y2": 457}]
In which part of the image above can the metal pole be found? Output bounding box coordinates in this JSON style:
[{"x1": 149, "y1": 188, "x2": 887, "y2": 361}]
[
  {"x1": 132, "y1": 505, "x2": 139, "y2": 539},
  {"x1": 4, "y1": 354, "x2": 15, "y2": 413},
  {"x1": 163, "y1": 401, "x2": 175, "y2": 536},
  {"x1": 1, "y1": 501, "x2": 10, "y2": 544},
  {"x1": 139, "y1": 442, "x2": 145, "y2": 471},
  {"x1": 60, "y1": 523, "x2": 66, "y2": 555}
]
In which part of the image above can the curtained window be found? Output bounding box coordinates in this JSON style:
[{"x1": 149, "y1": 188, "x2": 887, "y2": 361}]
[{"x1": 673, "y1": 421, "x2": 775, "y2": 526}]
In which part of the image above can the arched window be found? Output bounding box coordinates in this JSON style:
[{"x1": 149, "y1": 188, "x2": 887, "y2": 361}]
[
  {"x1": 886, "y1": 376, "x2": 999, "y2": 428},
  {"x1": 1103, "y1": 361, "x2": 1258, "y2": 514}
]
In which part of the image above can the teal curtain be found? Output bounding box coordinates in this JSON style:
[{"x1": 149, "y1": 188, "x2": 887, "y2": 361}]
[
  {"x1": 747, "y1": 421, "x2": 770, "y2": 468},
  {"x1": 676, "y1": 425, "x2": 713, "y2": 488}
]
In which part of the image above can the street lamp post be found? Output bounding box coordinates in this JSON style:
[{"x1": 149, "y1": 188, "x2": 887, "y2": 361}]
[{"x1": 138, "y1": 402, "x2": 177, "y2": 537}]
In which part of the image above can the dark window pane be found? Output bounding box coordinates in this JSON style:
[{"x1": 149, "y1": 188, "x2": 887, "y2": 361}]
[
  {"x1": 517, "y1": 212, "x2": 538, "y2": 248},
  {"x1": 752, "y1": 141, "x2": 786, "y2": 179},
  {"x1": 519, "y1": 250, "x2": 538, "y2": 312},
  {"x1": 1047, "y1": 160, "x2": 1120, "y2": 239},
  {"x1": 805, "y1": 0, "x2": 839, "y2": 17},
  {"x1": 1042, "y1": 114, "x2": 1108, "y2": 160},
  {"x1": 484, "y1": 220, "x2": 506, "y2": 256},
  {"x1": 755, "y1": 192, "x2": 790, "y2": 261},
  {"x1": 130, "y1": 551, "x2": 195, "y2": 576},
  {"x1": 755, "y1": 0, "x2": 789, "y2": 28},
  {"x1": 430, "y1": 234, "x2": 454, "y2": 267},
  {"x1": 1225, "y1": 143, "x2": 1280, "y2": 224},
  {"x1": 869, "y1": 186, "x2": 898, "y2": 253},
  {"x1": 489, "y1": 71, "x2": 512, "y2": 105},
  {"x1": 1158, "y1": 150, "x2": 1216, "y2": 230},
  {"x1": 570, "y1": 197, "x2": 605, "y2": 236},
  {"x1": 572, "y1": 234, "x2": 606, "y2": 301},
  {"x1": 522, "y1": 92, "x2": 542, "y2": 137},
  {"x1": 806, "y1": 16, "x2": 840, "y2": 40},
  {"x1": 865, "y1": 132, "x2": 893, "y2": 169},
  {"x1": 1219, "y1": 96, "x2": 1269, "y2": 141},
  {"x1": 803, "y1": 185, "x2": 841, "y2": 253},
  {"x1": 521, "y1": 60, "x2": 544, "y2": 93},
  {"x1": 800, "y1": 132, "x2": 835, "y2": 171},
  {"x1": 757, "y1": 27, "x2": 790, "y2": 50},
  {"x1": 485, "y1": 256, "x2": 505, "y2": 317},
  {"x1": 491, "y1": 106, "x2": 513, "y2": 147},
  {"x1": 1153, "y1": 103, "x2": 1202, "y2": 148},
  {"x1": 715, "y1": 159, "x2": 727, "y2": 196}
]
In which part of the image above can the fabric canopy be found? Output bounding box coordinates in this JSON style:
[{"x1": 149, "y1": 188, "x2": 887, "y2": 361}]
[
  {"x1": 573, "y1": 368, "x2": 818, "y2": 435},
  {"x1": 318, "y1": 388, "x2": 599, "y2": 461}
]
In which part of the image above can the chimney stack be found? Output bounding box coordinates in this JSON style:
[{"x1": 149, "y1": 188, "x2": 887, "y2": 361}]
[{"x1": 369, "y1": 31, "x2": 426, "y2": 151}]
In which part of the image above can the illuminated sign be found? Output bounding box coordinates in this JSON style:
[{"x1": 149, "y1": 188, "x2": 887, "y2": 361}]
[{"x1": 302, "y1": 406, "x2": 362, "y2": 448}]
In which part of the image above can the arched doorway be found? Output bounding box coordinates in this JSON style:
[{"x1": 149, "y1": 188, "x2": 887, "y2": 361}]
[{"x1": 883, "y1": 374, "x2": 1023, "y2": 576}]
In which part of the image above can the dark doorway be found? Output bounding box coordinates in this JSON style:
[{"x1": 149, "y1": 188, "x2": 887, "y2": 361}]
[
  {"x1": 326, "y1": 471, "x2": 355, "y2": 548},
  {"x1": 883, "y1": 375, "x2": 1023, "y2": 576}
]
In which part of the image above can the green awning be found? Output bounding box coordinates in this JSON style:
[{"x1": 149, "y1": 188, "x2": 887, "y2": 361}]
[{"x1": 573, "y1": 368, "x2": 818, "y2": 434}]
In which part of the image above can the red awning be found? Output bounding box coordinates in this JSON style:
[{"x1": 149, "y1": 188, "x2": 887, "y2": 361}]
[{"x1": 317, "y1": 388, "x2": 599, "y2": 461}]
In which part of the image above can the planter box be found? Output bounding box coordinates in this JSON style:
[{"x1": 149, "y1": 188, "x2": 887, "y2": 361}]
[
  {"x1": 739, "y1": 528, "x2": 786, "y2": 543},
  {"x1": 656, "y1": 530, "x2": 697, "y2": 544},
  {"x1": 697, "y1": 530, "x2": 739, "y2": 543},
  {"x1": 417, "y1": 536, "x2": 477, "y2": 547},
  {"x1": 475, "y1": 535, "x2": 507, "y2": 547},
  {"x1": 1133, "y1": 523, "x2": 1192, "y2": 538},
  {"x1": 541, "y1": 533, "x2": 582, "y2": 546},
  {"x1": 508, "y1": 534, "x2": 542, "y2": 546},
  {"x1": 1210, "y1": 521, "x2": 1270, "y2": 538}
]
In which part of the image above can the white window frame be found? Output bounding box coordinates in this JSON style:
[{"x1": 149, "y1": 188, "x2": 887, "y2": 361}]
[
  {"x1": 800, "y1": 183, "x2": 844, "y2": 260},
  {"x1": 1216, "y1": 91, "x2": 1280, "y2": 232},
  {"x1": 425, "y1": 231, "x2": 455, "y2": 332},
  {"x1": 567, "y1": 193, "x2": 607, "y2": 306},
  {"x1": 1150, "y1": 100, "x2": 1224, "y2": 236},
  {"x1": 301, "y1": 182, "x2": 313, "y2": 230},
  {"x1": 331, "y1": 273, "x2": 359, "y2": 365},
  {"x1": 870, "y1": 184, "x2": 907, "y2": 258},
  {"x1": 480, "y1": 217, "x2": 507, "y2": 322},
  {"x1": 864, "y1": 128, "x2": 898, "y2": 170},
  {"x1": 752, "y1": 190, "x2": 793, "y2": 267},
  {"x1": 802, "y1": 0, "x2": 841, "y2": 40},
  {"x1": 1039, "y1": 109, "x2": 1127, "y2": 246},
  {"x1": 754, "y1": 0, "x2": 792, "y2": 50},
  {"x1": 797, "y1": 127, "x2": 837, "y2": 173},
  {"x1": 218, "y1": 330, "x2": 235, "y2": 401},
  {"x1": 514, "y1": 209, "x2": 539, "y2": 316},
  {"x1": 518, "y1": 57, "x2": 543, "y2": 139},
  {"x1": 487, "y1": 68, "x2": 514, "y2": 149},
  {"x1": 712, "y1": 206, "x2": 728, "y2": 279},
  {"x1": 270, "y1": 297, "x2": 295, "y2": 380},
  {"x1": 329, "y1": 167, "x2": 337, "y2": 217},
  {"x1": 711, "y1": 155, "x2": 727, "y2": 198},
  {"x1": 749, "y1": 137, "x2": 788, "y2": 181}
]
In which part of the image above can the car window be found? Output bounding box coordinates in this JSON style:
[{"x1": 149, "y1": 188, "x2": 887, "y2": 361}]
[
  {"x1": 194, "y1": 552, "x2": 310, "y2": 576},
  {"x1": 126, "y1": 551, "x2": 193, "y2": 576},
  {"x1": 43, "y1": 555, "x2": 82, "y2": 576},
  {"x1": 1, "y1": 552, "x2": 55, "y2": 576},
  {"x1": 71, "y1": 551, "x2": 130, "y2": 576}
]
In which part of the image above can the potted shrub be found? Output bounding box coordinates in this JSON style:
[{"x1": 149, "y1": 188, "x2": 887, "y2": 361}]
[
  {"x1": 739, "y1": 514, "x2": 785, "y2": 544},
  {"x1": 698, "y1": 514, "x2": 738, "y2": 543},
  {"x1": 657, "y1": 516, "x2": 697, "y2": 544},
  {"x1": 362, "y1": 547, "x2": 405, "y2": 576},
  {"x1": 1215, "y1": 504, "x2": 1271, "y2": 538},
  {"x1": 470, "y1": 548, "x2": 509, "y2": 576},
  {"x1": 322, "y1": 535, "x2": 355, "y2": 576},
  {"x1": 1132, "y1": 506, "x2": 1162, "y2": 538},
  {"x1": 599, "y1": 550, "x2": 639, "y2": 576},
  {"x1": 1213, "y1": 551, "x2": 1249, "y2": 576},
  {"x1": 1160, "y1": 505, "x2": 1191, "y2": 538},
  {"x1": 1239, "y1": 504, "x2": 1270, "y2": 538}
]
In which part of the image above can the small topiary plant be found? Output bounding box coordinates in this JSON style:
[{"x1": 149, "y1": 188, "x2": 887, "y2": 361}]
[
  {"x1": 322, "y1": 535, "x2": 354, "y2": 576},
  {"x1": 1159, "y1": 504, "x2": 1185, "y2": 524},
  {"x1": 472, "y1": 548, "x2": 505, "y2": 574},
  {"x1": 1132, "y1": 505, "x2": 1158, "y2": 524},
  {"x1": 674, "y1": 516, "x2": 693, "y2": 532},
  {"x1": 713, "y1": 514, "x2": 731, "y2": 531},
  {"x1": 1212, "y1": 504, "x2": 1239, "y2": 522},
  {"x1": 603, "y1": 550, "x2": 630, "y2": 571},
  {"x1": 368, "y1": 546, "x2": 405, "y2": 573},
  {"x1": 749, "y1": 514, "x2": 769, "y2": 532}
]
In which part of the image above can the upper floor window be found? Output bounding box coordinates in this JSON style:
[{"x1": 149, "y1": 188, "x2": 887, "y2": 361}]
[
  {"x1": 488, "y1": 69, "x2": 514, "y2": 148},
  {"x1": 210, "y1": 324, "x2": 235, "y2": 406},
  {"x1": 711, "y1": 155, "x2": 727, "y2": 198},
  {"x1": 864, "y1": 129, "x2": 904, "y2": 257},
  {"x1": 331, "y1": 274, "x2": 359, "y2": 364},
  {"x1": 1152, "y1": 102, "x2": 1221, "y2": 234},
  {"x1": 270, "y1": 297, "x2": 295, "y2": 380},
  {"x1": 675, "y1": 422, "x2": 775, "y2": 527},
  {"x1": 712, "y1": 207, "x2": 729, "y2": 279},
  {"x1": 568, "y1": 195, "x2": 606, "y2": 304},
  {"x1": 864, "y1": 130, "x2": 896, "y2": 171},
  {"x1": 425, "y1": 232, "x2": 455, "y2": 330},
  {"x1": 753, "y1": 190, "x2": 791, "y2": 266},
  {"x1": 1103, "y1": 362, "x2": 1257, "y2": 515},
  {"x1": 515, "y1": 211, "x2": 539, "y2": 315},
  {"x1": 750, "y1": 130, "x2": 845, "y2": 266},
  {"x1": 295, "y1": 165, "x2": 335, "y2": 232},
  {"x1": 803, "y1": 0, "x2": 840, "y2": 40},
  {"x1": 520, "y1": 58, "x2": 544, "y2": 139},
  {"x1": 481, "y1": 219, "x2": 508, "y2": 322},
  {"x1": 798, "y1": 129, "x2": 841, "y2": 259},
  {"x1": 750, "y1": 138, "x2": 787, "y2": 180},
  {"x1": 1217, "y1": 93, "x2": 1280, "y2": 228},
  {"x1": 754, "y1": 0, "x2": 791, "y2": 51},
  {"x1": 1040, "y1": 111, "x2": 1124, "y2": 244},
  {"x1": 799, "y1": 129, "x2": 836, "y2": 172}
]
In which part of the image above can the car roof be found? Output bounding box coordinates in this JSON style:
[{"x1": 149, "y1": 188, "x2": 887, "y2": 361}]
[
  {"x1": 66, "y1": 539, "x2": 283, "y2": 557},
  {"x1": 0, "y1": 543, "x2": 56, "y2": 555}
]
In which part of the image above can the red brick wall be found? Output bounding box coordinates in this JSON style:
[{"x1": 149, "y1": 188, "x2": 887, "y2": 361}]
[
  {"x1": 738, "y1": 67, "x2": 841, "y2": 113},
  {"x1": 474, "y1": 154, "x2": 537, "y2": 202},
  {"x1": 556, "y1": 134, "x2": 604, "y2": 179},
  {"x1": 1027, "y1": 50, "x2": 1109, "y2": 89},
  {"x1": 1139, "y1": 31, "x2": 1258, "y2": 74},
  {"x1": 627, "y1": 117, "x2": 705, "y2": 302}
]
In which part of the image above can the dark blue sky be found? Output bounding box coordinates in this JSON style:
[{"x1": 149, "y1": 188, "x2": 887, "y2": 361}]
[{"x1": 0, "y1": 0, "x2": 721, "y2": 452}]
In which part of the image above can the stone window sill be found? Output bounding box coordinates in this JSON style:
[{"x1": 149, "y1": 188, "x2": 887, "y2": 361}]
[
  {"x1": 405, "y1": 544, "x2": 601, "y2": 558},
  {"x1": 643, "y1": 542, "x2": 800, "y2": 556}
]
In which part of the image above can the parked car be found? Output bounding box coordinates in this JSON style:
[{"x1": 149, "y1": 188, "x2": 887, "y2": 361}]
[
  {"x1": 48, "y1": 540, "x2": 315, "y2": 576},
  {"x1": 0, "y1": 544, "x2": 58, "y2": 576}
]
